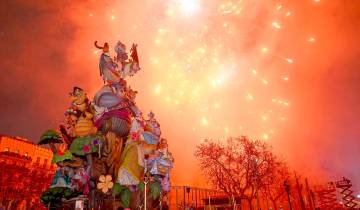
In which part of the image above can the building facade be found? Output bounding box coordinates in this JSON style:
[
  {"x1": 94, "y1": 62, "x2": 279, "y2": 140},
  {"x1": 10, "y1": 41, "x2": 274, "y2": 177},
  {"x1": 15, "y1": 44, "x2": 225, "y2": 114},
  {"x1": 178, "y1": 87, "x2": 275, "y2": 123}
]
[
  {"x1": 0, "y1": 135, "x2": 53, "y2": 168},
  {"x1": 0, "y1": 135, "x2": 55, "y2": 210}
]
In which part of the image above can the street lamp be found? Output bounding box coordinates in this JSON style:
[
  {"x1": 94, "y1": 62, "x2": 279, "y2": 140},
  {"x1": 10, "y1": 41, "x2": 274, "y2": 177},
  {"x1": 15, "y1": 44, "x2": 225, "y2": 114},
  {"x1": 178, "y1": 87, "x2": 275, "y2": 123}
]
[{"x1": 284, "y1": 180, "x2": 293, "y2": 210}]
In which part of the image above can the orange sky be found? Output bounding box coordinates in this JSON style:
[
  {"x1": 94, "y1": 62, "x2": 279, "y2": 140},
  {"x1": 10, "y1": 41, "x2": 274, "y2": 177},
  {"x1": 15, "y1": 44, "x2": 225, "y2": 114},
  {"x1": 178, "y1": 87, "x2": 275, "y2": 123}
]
[{"x1": 0, "y1": 0, "x2": 359, "y2": 191}]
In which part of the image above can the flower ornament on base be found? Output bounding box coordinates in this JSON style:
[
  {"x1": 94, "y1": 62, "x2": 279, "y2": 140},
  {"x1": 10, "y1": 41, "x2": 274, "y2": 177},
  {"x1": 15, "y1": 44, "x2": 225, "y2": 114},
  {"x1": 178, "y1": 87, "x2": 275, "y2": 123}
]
[{"x1": 97, "y1": 175, "x2": 114, "y2": 193}]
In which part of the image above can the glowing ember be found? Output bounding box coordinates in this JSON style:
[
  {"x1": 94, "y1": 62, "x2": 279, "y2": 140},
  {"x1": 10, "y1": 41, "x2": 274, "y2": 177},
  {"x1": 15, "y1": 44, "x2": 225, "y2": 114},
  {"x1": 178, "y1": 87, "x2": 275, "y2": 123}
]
[{"x1": 272, "y1": 22, "x2": 281, "y2": 29}]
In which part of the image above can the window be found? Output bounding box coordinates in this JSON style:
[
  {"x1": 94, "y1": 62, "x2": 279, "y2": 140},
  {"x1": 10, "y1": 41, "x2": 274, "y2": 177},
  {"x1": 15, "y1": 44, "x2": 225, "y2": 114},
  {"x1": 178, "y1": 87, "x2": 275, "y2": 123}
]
[
  {"x1": 36, "y1": 157, "x2": 40, "y2": 163},
  {"x1": 4, "y1": 147, "x2": 9, "y2": 152}
]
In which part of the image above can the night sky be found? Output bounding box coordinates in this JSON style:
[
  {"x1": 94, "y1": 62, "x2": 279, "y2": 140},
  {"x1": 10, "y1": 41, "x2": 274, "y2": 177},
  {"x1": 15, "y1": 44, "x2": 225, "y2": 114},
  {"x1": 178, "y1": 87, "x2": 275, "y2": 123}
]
[{"x1": 0, "y1": 0, "x2": 359, "y2": 191}]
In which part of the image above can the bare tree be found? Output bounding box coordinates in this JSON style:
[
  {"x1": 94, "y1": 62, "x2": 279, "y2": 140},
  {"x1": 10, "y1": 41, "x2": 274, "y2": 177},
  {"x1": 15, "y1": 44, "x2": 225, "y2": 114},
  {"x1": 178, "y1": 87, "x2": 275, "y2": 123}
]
[
  {"x1": 261, "y1": 159, "x2": 290, "y2": 210},
  {"x1": 195, "y1": 136, "x2": 279, "y2": 210}
]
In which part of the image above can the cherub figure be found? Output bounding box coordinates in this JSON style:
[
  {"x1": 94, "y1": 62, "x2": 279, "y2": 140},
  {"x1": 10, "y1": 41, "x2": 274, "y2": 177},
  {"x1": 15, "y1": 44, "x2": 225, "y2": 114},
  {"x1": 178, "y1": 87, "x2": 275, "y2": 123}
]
[
  {"x1": 71, "y1": 167, "x2": 90, "y2": 195},
  {"x1": 95, "y1": 41, "x2": 121, "y2": 84},
  {"x1": 50, "y1": 167, "x2": 72, "y2": 188},
  {"x1": 146, "y1": 138, "x2": 173, "y2": 191},
  {"x1": 145, "y1": 111, "x2": 161, "y2": 137},
  {"x1": 114, "y1": 41, "x2": 128, "y2": 63},
  {"x1": 64, "y1": 109, "x2": 79, "y2": 138},
  {"x1": 95, "y1": 40, "x2": 140, "y2": 82},
  {"x1": 70, "y1": 87, "x2": 90, "y2": 113},
  {"x1": 125, "y1": 86, "x2": 141, "y2": 117},
  {"x1": 67, "y1": 87, "x2": 97, "y2": 137},
  {"x1": 120, "y1": 43, "x2": 140, "y2": 78}
]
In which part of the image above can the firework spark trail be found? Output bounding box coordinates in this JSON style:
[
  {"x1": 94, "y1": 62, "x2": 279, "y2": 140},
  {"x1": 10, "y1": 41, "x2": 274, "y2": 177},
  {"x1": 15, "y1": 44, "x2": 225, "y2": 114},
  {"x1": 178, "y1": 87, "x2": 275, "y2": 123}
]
[
  {"x1": 117, "y1": 0, "x2": 309, "y2": 141},
  {"x1": 82, "y1": 0, "x2": 321, "y2": 160}
]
